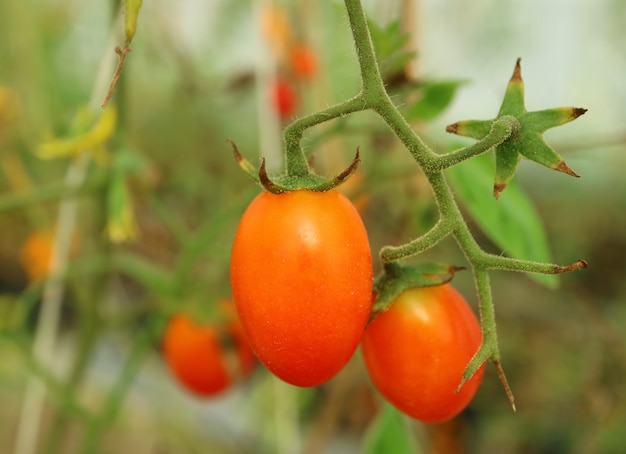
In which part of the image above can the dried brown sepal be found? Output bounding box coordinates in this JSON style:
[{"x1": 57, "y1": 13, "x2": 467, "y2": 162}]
[
  {"x1": 493, "y1": 183, "x2": 507, "y2": 200},
  {"x1": 510, "y1": 57, "x2": 522, "y2": 82},
  {"x1": 446, "y1": 122, "x2": 459, "y2": 134},
  {"x1": 493, "y1": 359, "x2": 516, "y2": 412},
  {"x1": 309, "y1": 148, "x2": 361, "y2": 192},
  {"x1": 258, "y1": 158, "x2": 289, "y2": 194},
  {"x1": 422, "y1": 264, "x2": 466, "y2": 282},
  {"x1": 554, "y1": 259, "x2": 588, "y2": 273},
  {"x1": 554, "y1": 160, "x2": 580, "y2": 178},
  {"x1": 227, "y1": 138, "x2": 259, "y2": 182},
  {"x1": 102, "y1": 45, "x2": 132, "y2": 109},
  {"x1": 334, "y1": 148, "x2": 361, "y2": 185}
]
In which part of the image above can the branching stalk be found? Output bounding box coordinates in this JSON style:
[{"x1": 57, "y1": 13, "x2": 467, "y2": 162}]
[{"x1": 274, "y1": 0, "x2": 586, "y2": 404}]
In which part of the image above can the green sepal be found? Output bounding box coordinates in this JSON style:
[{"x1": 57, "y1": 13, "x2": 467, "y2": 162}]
[
  {"x1": 446, "y1": 58, "x2": 586, "y2": 198},
  {"x1": 229, "y1": 139, "x2": 361, "y2": 194},
  {"x1": 494, "y1": 139, "x2": 522, "y2": 197},
  {"x1": 445, "y1": 119, "x2": 493, "y2": 140},
  {"x1": 370, "y1": 262, "x2": 464, "y2": 322}
]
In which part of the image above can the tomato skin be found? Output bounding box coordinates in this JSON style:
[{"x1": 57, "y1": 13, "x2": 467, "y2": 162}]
[
  {"x1": 230, "y1": 189, "x2": 372, "y2": 387},
  {"x1": 162, "y1": 313, "x2": 255, "y2": 397},
  {"x1": 361, "y1": 284, "x2": 484, "y2": 423}
]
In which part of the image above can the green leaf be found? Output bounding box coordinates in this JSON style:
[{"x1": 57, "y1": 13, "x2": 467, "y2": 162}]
[
  {"x1": 406, "y1": 80, "x2": 465, "y2": 121},
  {"x1": 110, "y1": 253, "x2": 176, "y2": 296},
  {"x1": 363, "y1": 404, "x2": 420, "y2": 454},
  {"x1": 446, "y1": 151, "x2": 558, "y2": 288}
]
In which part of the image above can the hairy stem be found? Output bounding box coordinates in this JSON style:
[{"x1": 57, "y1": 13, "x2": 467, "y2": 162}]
[
  {"x1": 339, "y1": 0, "x2": 584, "y2": 406},
  {"x1": 380, "y1": 219, "x2": 454, "y2": 263},
  {"x1": 283, "y1": 95, "x2": 367, "y2": 177},
  {"x1": 430, "y1": 115, "x2": 520, "y2": 171}
]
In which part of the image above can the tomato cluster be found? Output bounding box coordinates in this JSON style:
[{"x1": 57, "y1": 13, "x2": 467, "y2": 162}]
[{"x1": 229, "y1": 187, "x2": 484, "y2": 422}]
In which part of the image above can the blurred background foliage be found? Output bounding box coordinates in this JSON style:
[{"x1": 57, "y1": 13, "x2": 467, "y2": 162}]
[{"x1": 0, "y1": 0, "x2": 625, "y2": 453}]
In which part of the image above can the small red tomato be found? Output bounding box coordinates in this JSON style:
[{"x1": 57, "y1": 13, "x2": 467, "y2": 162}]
[
  {"x1": 361, "y1": 284, "x2": 484, "y2": 423},
  {"x1": 162, "y1": 312, "x2": 255, "y2": 396},
  {"x1": 290, "y1": 44, "x2": 317, "y2": 79},
  {"x1": 271, "y1": 77, "x2": 297, "y2": 119},
  {"x1": 230, "y1": 189, "x2": 372, "y2": 387}
]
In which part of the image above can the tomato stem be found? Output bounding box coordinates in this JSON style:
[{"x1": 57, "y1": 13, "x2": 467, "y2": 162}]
[
  {"x1": 282, "y1": 95, "x2": 366, "y2": 178},
  {"x1": 230, "y1": 0, "x2": 588, "y2": 408},
  {"x1": 339, "y1": 0, "x2": 587, "y2": 407}
]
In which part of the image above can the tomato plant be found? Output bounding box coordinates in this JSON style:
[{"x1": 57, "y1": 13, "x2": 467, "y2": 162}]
[
  {"x1": 162, "y1": 311, "x2": 256, "y2": 397},
  {"x1": 230, "y1": 189, "x2": 372, "y2": 387},
  {"x1": 361, "y1": 284, "x2": 484, "y2": 423}
]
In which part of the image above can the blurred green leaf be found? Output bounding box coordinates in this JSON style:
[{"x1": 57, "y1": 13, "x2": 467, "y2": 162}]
[
  {"x1": 368, "y1": 19, "x2": 415, "y2": 81},
  {"x1": 446, "y1": 151, "x2": 558, "y2": 288},
  {"x1": 110, "y1": 253, "x2": 176, "y2": 296},
  {"x1": 406, "y1": 80, "x2": 465, "y2": 121},
  {"x1": 363, "y1": 403, "x2": 419, "y2": 454},
  {"x1": 106, "y1": 172, "x2": 137, "y2": 243}
]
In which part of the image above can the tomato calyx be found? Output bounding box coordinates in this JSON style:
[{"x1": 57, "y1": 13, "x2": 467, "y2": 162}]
[
  {"x1": 370, "y1": 262, "x2": 465, "y2": 323},
  {"x1": 228, "y1": 138, "x2": 361, "y2": 193}
]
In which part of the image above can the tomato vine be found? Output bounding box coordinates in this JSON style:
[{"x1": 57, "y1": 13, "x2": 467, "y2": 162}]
[{"x1": 236, "y1": 0, "x2": 588, "y2": 407}]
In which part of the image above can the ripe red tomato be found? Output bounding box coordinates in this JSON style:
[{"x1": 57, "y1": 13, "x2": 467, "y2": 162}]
[
  {"x1": 162, "y1": 311, "x2": 255, "y2": 396},
  {"x1": 271, "y1": 77, "x2": 297, "y2": 119},
  {"x1": 361, "y1": 284, "x2": 484, "y2": 423},
  {"x1": 230, "y1": 189, "x2": 372, "y2": 387}
]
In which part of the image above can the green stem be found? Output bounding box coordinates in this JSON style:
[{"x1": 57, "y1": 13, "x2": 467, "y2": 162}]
[
  {"x1": 475, "y1": 252, "x2": 588, "y2": 274},
  {"x1": 343, "y1": 0, "x2": 385, "y2": 96},
  {"x1": 283, "y1": 95, "x2": 367, "y2": 177},
  {"x1": 44, "y1": 310, "x2": 100, "y2": 454},
  {"x1": 0, "y1": 180, "x2": 101, "y2": 213},
  {"x1": 11, "y1": 335, "x2": 91, "y2": 421},
  {"x1": 343, "y1": 0, "x2": 436, "y2": 168},
  {"x1": 463, "y1": 268, "x2": 515, "y2": 409},
  {"x1": 459, "y1": 269, "x2": 501, "y2": 383},
  {"x1": 340, "y1": 0, "x2": 527, "y2": 405},
  {"x1": 379, "y1": 219, "x2": 453, "y2": 263},
  {"x1": 430, "y1": 115, "x2": 519, "y2": 171}
]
